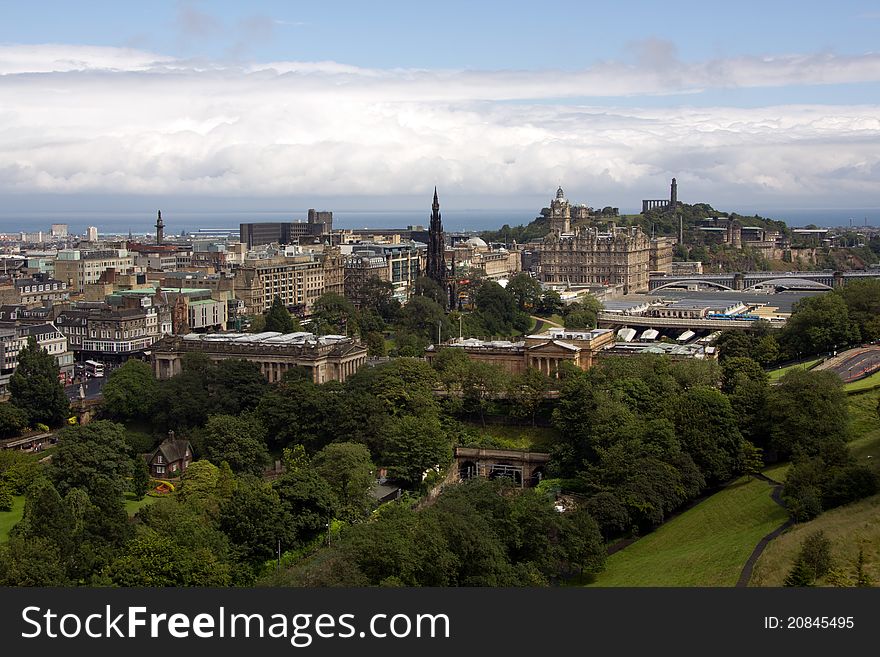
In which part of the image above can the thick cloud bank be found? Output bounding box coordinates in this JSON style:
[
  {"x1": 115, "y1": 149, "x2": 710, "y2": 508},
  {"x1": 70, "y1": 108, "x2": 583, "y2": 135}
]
[{"x1": 1, "y1": 44, "x2": 879, "y2": 206}]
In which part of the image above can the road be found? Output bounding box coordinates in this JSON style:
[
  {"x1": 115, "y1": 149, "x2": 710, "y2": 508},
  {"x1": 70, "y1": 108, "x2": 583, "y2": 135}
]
[
  {"x1": 65, "y1": 376, "x2": 106, "y2": 402},
  {"x1": 816, "y1": 346, "x2": 880, "y2": 383}
]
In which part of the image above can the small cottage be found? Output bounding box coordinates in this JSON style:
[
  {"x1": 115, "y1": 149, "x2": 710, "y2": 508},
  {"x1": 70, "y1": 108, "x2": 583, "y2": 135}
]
[{"x1": 148, "y1": 438, "x2": 193, "y2": 479}]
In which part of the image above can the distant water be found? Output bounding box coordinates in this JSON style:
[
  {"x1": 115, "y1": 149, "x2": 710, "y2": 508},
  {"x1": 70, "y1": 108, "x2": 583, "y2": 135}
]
[
  {"x1": 1, "y1": 207, "x2": 878, "y2": 236},
  {"x1": 0, "y1": 210, "x2": 539, "y2": 236}
]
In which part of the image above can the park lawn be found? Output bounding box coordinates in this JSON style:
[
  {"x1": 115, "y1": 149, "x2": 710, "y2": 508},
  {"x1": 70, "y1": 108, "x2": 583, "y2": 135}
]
[
  {"x1": 124, "y1": 493, "x2": 155, "y2": 517},
  {"x1": 749, "y1": 493, "x2": 880, "y2": 587},
  {"x1": 768, "y1": 359, "x2": 821, "y2": 381},
  {"x1": 0, "y1": 495, "x2": 25, "y2": 542},
  {"x1": 585, "y1": 476, "x2": 788, "y2": 587},
  {"x1": 844, "y1": 369, "x2": 880, "y2": 393}
]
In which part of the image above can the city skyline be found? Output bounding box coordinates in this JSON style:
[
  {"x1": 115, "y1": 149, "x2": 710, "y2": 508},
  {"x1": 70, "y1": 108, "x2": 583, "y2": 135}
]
[{"x1": 1, "y1": 1, "x2": 879, "y2": 213}]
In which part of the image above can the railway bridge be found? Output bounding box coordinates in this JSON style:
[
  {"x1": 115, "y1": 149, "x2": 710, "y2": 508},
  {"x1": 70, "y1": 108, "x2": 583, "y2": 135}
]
[{"x1": 648, "y1": 270, "x2": 880, "y2": 292}]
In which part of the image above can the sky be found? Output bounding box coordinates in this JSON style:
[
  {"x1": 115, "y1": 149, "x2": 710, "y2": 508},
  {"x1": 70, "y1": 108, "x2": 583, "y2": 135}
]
[{"x1": 1, "y1": 0, "x2": 880, "y2": 220}]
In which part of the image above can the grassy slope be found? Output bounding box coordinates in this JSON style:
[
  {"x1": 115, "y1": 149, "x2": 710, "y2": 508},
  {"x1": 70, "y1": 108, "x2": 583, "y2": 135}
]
[
  {"x1": 767, "y1": 359, "x2": 821, "y2": 381},
  {"x1": 749, "y1": 388, "x2": 880, "y2": 586},
  {"x1": 586, "y1": 476, "x2": 788, "y2": 587},
  {"x1": 844, "y1": 369, "x2": 880, "y2": 393},
  {"x1": 749, "y1": 494, "x2": 880, "y2": 587},
  {"x1": 0, "y1": 496, "x2": 25, "y2": 542}
]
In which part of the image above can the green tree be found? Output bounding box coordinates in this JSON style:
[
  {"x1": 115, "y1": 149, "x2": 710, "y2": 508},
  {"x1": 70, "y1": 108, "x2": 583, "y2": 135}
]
[
  {"x1": 312, "y1": 442, "x2": 375, "y2": 520},
  {"x1": 720, "y1": 357, "x2": 767, "y2": 394},
  {"x1": 799, "y1": 531, "x2": 833, "y2": 579},
  {"x1": 219, "y1": 477, "x2": 293, "y2": 564},
  {"x1": 562, "y1": 296, "x2": 602, "y2": 330},
  {"x1": 0, "y1": 403, "x2": 28, "y2": 438},
  {"x1": 473, "y1": 281, "x2": 531, "y2": 336},
  {"x1": 274, "y1": 468, "x2": 339, "y2": 547},
  {"x1": 738, "y1": 441, "x2": 765, "y2": 479},
  {"x1": 248, "y1": 314, "x2": 266, "y2": 333},
  {"x1": 0, "y1": 480, "x2": 13, "y2": 511},
  {"x1": 768, "y1": 369, "x2": 849, "y2": 460},
  {"x1": 0, "y1": 536, "x2": 69, "y2": 586},
  {"x1": 385, "y1": 415, "x2": 453, "y2": 487},
  {"x1": 671, "y1": 387, "x2": 743, "y2": 483},
  {"x1": 782, "y1": 293, "x2": 859, "y2": 356},
  {"x1": 855, "y1": 548, "x2": 873, "y2": 587},
  {"x1": 537, "y1": 290, "x2": 564, "y2": 316},
  {"x1": 505, "y1": 273, "x2": 542, "y2": 312},
  {"x1": 364, "y1": 331, "x2": 387, "y2": 357},
  {"x1": 101, "y1": 359, "x2": 159, "y2": 424},
  {"x1": 51, "y1": 420, "x2": 132, "y2": 497},
  {"x1": 507, "y1": 367, "x2": 550, "y2": 425},
  {"x1": 431, "y1": 347, "x2": 472, "y2": 395},
  {"x1": 359, "y1": 277, "x2": 401, "y2": 323},
  {"x1": 311, "y1": 292, "x2": 356, "y2": 335},
  {"x1": 131, "y1": 456, "x2": 150, "y2": 500},
  {"x1": 104, "y1": 532, "x2": 233, "y2": 587},
  {"x1": 397, "y1": 295, "x2": 448, "y2": 343},
  {"x1": 462, "y1": 361, "x2": 508, "y2": 424},
  {"x1": 177, "y1": 460, "x2": 220, "y2": 505},
  {"x1": 9, "y1": 336, "x2": 69, "y2": 427},
  {"x1": 0, "y1": 451, "x2": 41, "y2": 495},
  {"x1": 257, "y1": 377, "x2": 341, "y2": 451},
  {"x1": 834, "y1": 279, "x2": 880, "y2": 342},
  {"x1": 784, "y1": 559, "x2": 815, "y2": 587},
  {"x1": 209, "y1": 359, "x2": 270, "y2": 416},
  {"x1": 264, "y1": 296, "x2": 300, "y2": 334},
  {"x1": 202, "y1": 414, "x2": 270, "y2": 476},
  {"x1": 413, "y1": 276, "x2": 448, "y2": 307}
]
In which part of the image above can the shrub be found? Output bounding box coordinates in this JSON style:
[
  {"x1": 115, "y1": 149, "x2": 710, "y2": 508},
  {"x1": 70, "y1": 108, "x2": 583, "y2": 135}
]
[
  {"x1": 784, "y1": 485, "x2": 823, "y2": 522},
  {"x1": 0, "y1": 404, "x2": 28, "y2": 438},
  {"x1": 798, "y1": 531, "x2": 833, "y2": 579},
  {"x1": 0, "y1": 481, "x2": 14, "y2": 511},
  {"x1": 823, "y1": 465, "x2": 879, "y2": 508},
  {"x1": 783, "y1": 559, "x2": 815, "y2": 587}
]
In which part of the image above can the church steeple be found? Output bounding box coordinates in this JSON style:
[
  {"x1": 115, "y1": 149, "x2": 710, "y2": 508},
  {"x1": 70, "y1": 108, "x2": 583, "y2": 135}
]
[{"x1": 155, "y1": 210, "x2": 165, "y2": 245}]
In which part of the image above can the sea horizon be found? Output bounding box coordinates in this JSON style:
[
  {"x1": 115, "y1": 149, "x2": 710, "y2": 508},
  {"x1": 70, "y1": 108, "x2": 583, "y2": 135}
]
[{"x1": 1, "y1": 207, "x2": 878, "y2": 236}]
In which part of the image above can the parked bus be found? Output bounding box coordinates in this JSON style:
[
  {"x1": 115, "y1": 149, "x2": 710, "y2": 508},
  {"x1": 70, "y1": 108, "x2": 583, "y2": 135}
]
[{"x1": 83, "y1": 360, "x2": 105, "y2": 377}]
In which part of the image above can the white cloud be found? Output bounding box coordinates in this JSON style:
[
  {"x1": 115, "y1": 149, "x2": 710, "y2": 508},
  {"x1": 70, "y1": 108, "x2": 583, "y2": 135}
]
[{"x1": 0, "y1": 43, "x2": 879, "y2": 207}]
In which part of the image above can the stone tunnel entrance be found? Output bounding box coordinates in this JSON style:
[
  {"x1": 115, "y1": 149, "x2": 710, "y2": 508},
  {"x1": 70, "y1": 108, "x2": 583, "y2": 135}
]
[{"x1": 454, "y1": 447, "x2": 550, "y2": 488}]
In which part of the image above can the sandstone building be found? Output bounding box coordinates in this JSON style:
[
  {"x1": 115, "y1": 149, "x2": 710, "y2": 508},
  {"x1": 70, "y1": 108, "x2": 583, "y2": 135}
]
[{"x1": 536, "y1": 187, "x2": 671, "y2": 294}]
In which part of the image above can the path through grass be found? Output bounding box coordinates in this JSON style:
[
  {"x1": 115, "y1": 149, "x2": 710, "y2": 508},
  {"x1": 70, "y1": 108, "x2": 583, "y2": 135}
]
[
  {"x1": 585, "y1": 476, "x2": 788, "y2": 587},
  {"x1": 750, "y1": 493, "x2": 880, "y2": 587}
]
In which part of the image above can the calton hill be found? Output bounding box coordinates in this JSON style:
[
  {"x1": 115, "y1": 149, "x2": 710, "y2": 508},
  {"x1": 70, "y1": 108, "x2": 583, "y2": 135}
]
[
  {"x1": 1, "y1": 273, "x2": 880, "y2": 587},
  {"x1": 483, "y1": 200, "x2": 880, "y2": 272}
]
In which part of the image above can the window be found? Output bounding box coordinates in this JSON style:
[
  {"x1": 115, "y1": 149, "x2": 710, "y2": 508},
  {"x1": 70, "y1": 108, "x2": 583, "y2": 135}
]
[{"x1": 155, "y1": 465, "x2": 165, "y2": 475}]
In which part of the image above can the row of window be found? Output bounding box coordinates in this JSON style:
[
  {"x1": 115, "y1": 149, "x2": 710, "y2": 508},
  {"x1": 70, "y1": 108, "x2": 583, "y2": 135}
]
[{"x1": 19, "y1": 283, "x2": 65, "y2": 293}]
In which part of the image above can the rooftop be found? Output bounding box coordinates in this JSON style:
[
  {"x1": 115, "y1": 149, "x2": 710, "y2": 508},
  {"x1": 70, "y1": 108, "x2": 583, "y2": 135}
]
[{"x1": 181, "y1": 331, "x2": 350, "y2": 347}]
